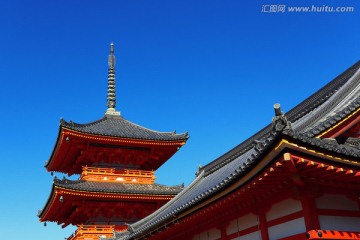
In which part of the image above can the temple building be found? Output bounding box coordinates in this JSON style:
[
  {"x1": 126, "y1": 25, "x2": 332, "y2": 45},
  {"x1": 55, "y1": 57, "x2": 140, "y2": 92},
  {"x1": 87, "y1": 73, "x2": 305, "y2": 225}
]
[
  {"x1": 38, "y1": 43, "x2": 188, "y2": 240},
  {"x1": 115, "y1": 61, "x2": 360, "y2": 240}
]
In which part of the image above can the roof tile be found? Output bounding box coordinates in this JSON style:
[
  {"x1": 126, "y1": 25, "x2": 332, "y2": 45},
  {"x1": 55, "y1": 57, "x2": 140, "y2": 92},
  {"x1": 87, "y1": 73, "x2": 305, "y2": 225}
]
[
  {"x1": 61, "y1": 115, "x2": 188, "y2": 141},
  {"x1": 54, "y1": 178, "x2": 183, "y2": 195}
]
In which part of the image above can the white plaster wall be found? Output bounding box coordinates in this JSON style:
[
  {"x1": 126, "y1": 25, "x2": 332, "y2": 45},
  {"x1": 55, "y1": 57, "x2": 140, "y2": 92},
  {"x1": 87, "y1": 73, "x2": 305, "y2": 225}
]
[
  {"x1": 227, "y1": 213, "x2": 258, "y2": 235},
  {"x1": 319, "y1": 215, "x2": 360, "y2": 231},
  {"x1": 316, "y1": 194, "x2": 358, "y2": 211},
  {"x1": 192, "y1": 228, "x2": 220, "y2": 240},
  {"x1": 231, "y1": 230, "x2": 261, "y2": 240},
  {"x1": 268, "y1": 217, "x2": 306, "y2": 240},
  {"x1": 266, "y1": 198, "x2": 302, "y2": 221}
]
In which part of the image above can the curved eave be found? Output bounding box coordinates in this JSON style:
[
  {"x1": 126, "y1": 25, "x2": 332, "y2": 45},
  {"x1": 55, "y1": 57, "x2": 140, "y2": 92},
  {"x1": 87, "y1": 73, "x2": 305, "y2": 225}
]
[
  {"x1": 276, "y1": 135, "x2": 360, "y2": 167},
  {"x1": 45, "y1": 126, "x2": 187, "y2": 174},
  {"x1": 60, "y1": 116, "x2": 189, "y2": 142},
  {"x1": 122, "y1": 133, "x2": 360, "y2": 239},
  {"x1": 61, "y1": 127, "x2": 188, "y2": 145},
  {"x1": 56, "y1": 188, "x2": 179, "y2": 200},
  {"x1": 38, "y1": 183, "x2": 57, "y2": 221},
  {"x1": 39, "y1": 182, "x2": 181, "y2": 223},
  {"x1": 44, "y1": 125, "x2": 63, "y2": 170}
]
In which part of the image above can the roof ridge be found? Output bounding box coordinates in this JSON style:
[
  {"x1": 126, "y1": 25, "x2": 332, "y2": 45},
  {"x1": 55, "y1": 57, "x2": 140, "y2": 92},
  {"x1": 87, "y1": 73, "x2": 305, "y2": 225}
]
[
  {"x1": 293, "y1": 67, "x2": 360, "y2": 134},
  {"x1": 60, "y1": 116, "x2": 110, "y2": 128},
  {"x1": 121, "y1": 116, "x2": 188, "y2": 136},
  {"x1": 286, "y1": 60, "x2": 360, "y2": 123}
]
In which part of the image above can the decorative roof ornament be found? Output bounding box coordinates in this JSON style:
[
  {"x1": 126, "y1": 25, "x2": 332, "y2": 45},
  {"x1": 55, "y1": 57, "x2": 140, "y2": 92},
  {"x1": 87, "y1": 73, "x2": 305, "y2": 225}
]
[
  {"x1": 105, "y1": 43, "x2": 120, "y2": 116},
  {"x1": 272, "y1": 103, "x2": 293, "y2": 134}
]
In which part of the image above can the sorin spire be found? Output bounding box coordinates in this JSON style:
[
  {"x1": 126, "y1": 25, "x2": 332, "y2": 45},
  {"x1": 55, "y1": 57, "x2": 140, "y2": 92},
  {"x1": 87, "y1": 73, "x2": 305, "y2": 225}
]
[{"x1": 106, "y1": 43, "x2": 120, "y2": 116}]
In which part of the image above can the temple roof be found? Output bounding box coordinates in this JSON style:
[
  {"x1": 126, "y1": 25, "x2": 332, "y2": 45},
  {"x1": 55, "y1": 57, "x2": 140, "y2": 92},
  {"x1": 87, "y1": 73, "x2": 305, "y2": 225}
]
[
  {"x1": 118, "y1": 134, "x2": 360, "y2": 239},
  {"x1": 200, "y1": 60, "x2": 360, "y2": 175},
  {"x1": 60, "y1": 114, "x2": 189, "y2": 142},
  {"x1": 117, "y1": 60, "x2": 360, "y2": 239},
  {"x1": 53, "y1": 177, "x2": 184, "y2": 195}
]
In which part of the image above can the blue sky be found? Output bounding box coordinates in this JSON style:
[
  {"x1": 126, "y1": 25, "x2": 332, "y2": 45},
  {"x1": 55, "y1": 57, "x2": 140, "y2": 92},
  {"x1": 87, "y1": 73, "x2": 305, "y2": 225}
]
[{"x1": 0, "y1": 0, "x2": 360, "y2": 239}]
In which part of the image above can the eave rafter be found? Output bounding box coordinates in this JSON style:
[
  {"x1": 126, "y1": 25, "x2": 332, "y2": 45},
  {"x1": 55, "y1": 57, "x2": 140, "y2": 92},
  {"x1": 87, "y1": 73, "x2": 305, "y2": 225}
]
[{"x1": 286, "y1": 153, "x2": 360, "y2": 188}]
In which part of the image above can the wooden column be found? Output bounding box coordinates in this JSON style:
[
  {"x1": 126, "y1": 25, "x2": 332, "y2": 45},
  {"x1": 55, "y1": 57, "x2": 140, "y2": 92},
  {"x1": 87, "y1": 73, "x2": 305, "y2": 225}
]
[
  {"x1": 298, "y1": 189, "x2": 320, "y2": 231},
  {"x1": 219, "y1": 224, "x2": 228, "y2": 240},
  {"x1": 259, "y1": 211, "x2": 269, "y2": 240}
]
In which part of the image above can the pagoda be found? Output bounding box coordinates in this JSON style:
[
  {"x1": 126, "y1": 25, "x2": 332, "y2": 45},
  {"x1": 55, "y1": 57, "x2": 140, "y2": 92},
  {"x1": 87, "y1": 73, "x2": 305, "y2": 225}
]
[
  {"x1": 117, "y1": 61, "x2": 360, "y2": 240},
  {"x1": 38, "y1": 43, "x2": 188, "y2": 240}
]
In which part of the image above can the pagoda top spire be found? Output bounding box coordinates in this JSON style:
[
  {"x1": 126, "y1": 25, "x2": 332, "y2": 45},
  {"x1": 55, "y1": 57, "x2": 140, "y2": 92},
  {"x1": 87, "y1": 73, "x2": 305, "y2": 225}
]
[
  {"x1": 106, "y1": 42, "x2": 120, "y2": 116},
  {"x1": 108, "y1": 42, "x2": 115, "y2": 68}
]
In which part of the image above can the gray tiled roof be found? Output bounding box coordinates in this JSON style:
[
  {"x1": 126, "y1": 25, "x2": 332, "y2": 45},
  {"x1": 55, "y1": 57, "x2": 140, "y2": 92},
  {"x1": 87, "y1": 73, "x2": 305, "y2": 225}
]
[
  {"x1": 53, "y1": 177, "x2": 184, "y2": 195},
  {"x1": 200, "y1": 60, "x2": 360, "y2": 175},
  {"x1": 118, "y1": 61, "x2": 360, "y2": 239},
  {"x1": 61, "y1": 114, "x2": 189, "y2": 141},
  {"x1": 118, "y1": 133, "x2": 360, "y2": 239}
]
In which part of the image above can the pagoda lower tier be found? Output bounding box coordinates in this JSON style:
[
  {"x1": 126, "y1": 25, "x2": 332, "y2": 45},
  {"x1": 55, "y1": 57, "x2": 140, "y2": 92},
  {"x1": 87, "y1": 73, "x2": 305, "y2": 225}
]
[{"x1": 38, "y1": 177, "x2": 183, "y2": 228}]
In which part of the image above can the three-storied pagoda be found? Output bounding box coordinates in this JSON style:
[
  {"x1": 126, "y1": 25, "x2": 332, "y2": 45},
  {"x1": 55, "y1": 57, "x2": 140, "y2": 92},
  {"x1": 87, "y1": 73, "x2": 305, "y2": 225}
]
[
  {"x1": 116, "y1": 61, "x2": 360, "y2": 240},
  {"x1": 38, "y1": 43, "x2": 188, "y2": 240}
]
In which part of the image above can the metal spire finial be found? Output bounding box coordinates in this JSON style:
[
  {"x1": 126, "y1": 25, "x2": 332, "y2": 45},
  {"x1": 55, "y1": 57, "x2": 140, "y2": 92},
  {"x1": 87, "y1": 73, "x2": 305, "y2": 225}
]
[
  {"x1": 106, "y1": 42, "x2": 120, "y2": 116},
  {"x1": 108, "y1": 42, "x2": 115, "y2": 68}
]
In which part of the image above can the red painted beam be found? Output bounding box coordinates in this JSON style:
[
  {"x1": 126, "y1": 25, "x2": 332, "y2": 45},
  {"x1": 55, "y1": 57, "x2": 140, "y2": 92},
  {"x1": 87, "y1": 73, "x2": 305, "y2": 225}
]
[
  {"x1": 321, "y1": 112, "x2": 360, "y2": 138},
  {"x1": 307, "y1": 230, "x2": 360, "y2": 239}
]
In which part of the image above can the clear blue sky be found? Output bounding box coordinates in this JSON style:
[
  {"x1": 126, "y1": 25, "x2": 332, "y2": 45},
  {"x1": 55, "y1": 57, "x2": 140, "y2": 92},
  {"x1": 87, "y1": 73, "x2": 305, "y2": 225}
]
[{"x1": 0, "y1": 0, "x2": 359, "y2": 239}]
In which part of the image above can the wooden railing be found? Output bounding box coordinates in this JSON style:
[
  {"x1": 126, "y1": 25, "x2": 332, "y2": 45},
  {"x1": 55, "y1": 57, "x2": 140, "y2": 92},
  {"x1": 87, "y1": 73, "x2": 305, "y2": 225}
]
[
  {"x1": 80, "y1": 166, "x2": 156, "y2": 184},
  {"x1": 68, "y1": 225, "x2": 115, "y2": 240}
]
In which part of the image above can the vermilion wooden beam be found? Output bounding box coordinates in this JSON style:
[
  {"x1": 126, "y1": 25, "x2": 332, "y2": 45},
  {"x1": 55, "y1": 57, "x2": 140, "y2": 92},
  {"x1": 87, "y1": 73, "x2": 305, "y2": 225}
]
[
  {"x1": 318, "y1": 111, "x2": 360, "y2": 138},
  {"x1": 307, "y1": 230, "x2": 360, "y2": 239}
]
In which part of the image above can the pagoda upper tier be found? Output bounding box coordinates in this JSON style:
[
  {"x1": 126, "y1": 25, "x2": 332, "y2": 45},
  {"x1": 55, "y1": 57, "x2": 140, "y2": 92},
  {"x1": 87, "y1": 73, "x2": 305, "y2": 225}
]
[{"x1": 45, "y1": 114, "x2": 188, "y2": 175}]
